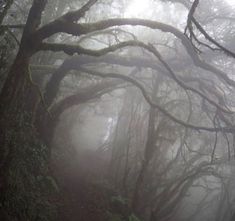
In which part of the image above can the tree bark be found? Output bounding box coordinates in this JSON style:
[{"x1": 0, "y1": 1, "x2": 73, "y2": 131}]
[{"x1": 132, "y1": 107, "x2": 157, "y2": 214}]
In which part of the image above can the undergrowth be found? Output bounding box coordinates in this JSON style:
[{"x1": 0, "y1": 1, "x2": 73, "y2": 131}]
[{"x1": 0, "y1": 112, "x2": 57, "y2": 221}]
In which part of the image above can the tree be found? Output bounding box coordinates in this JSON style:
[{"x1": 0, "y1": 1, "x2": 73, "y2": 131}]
[{"x1": 1, "y1": 0, "x2": 235, "y2": 220}]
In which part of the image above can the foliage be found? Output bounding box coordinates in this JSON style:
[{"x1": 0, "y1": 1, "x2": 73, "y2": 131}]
[
  {"x1": 128, "y1": 214, "x2": 141, "y2": 221},
  {"x1": 107, "y1": 212, "x2": 124, "y2": 221},
  {"x1": 0, "y1": 112, "x2": 57, "y2": 221},
  {"x1": 0, "y1": 29, "x2": 16, "y2": 89},
  {"x1": 109, "y1": 195, "x2": 141, "y2": 221},
  {"x1": 107, "y1": 211, "x2": 141, "y2": 221},
  {"x1": 111, "y1": 195, "x2": 128, "y2": 205}
]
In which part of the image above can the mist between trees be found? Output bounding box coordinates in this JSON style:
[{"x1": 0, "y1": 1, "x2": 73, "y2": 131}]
[{"x1": 1, "y1": 0, "x2": 235, "y2": 221}]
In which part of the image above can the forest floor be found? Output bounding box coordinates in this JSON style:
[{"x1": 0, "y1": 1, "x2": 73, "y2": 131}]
[
  {"x1": 57, "y1": 178, "x2": 111, "y2": 221},
  {"x1": 51, "y1": 150, "x2": 132, "y2": 221}
]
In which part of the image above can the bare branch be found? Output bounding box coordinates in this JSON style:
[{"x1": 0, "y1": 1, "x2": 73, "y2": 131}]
[
  {"x1": 192, "y1": 17, "x2": 235, "y2": 58},
  {"x1": 39, "y1": 40, "x2": 143, "y2": 55},
  {"x1": 184, "y1": 0, "x2": 200, "y2": 36},
  {"x1": 40, "y1": 40, "x2": 233, "y2": 114},
  {"x1": 146, "y1": 43, "x2": 233, "y2": 114},
  {"x1": 79, "y1": 67, "x2": 235, "y2": 133},
  {"x1": 35, "y1": 18, "x2": 235, "y2": 90},
  {"x1": 62, "y1": 0, "x2": 98, "y2": 22},
  {"x1": 211, "y1": 116, "x2": 218, "y2": 163},
  {"x1": 51, "y1": 79, "x2": 122, "y2": 119}
]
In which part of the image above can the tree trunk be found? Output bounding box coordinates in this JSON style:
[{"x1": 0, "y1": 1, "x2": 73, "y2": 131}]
[
  {"x1": 0, "y1": 49, "x2": 30, "y2": 172},
  {"x1": 132, "y1": 107, "x2": 157, "y2": 214},
  {"x1": 0, "y1": 48, "x2": 44, "y2": 220}
]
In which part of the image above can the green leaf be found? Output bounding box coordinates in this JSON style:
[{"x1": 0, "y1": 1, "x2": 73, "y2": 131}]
[{"x1": 128, "y1": 214, "x2": 141, "y2": 221}]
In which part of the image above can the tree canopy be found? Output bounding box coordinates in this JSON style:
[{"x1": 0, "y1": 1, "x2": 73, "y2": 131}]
[{"x1": 1, "y1": 0, "x2": 235, "y2": 220}]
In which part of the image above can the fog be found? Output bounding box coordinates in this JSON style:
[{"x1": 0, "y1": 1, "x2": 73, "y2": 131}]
[{"x1": 1, "y1": 0, "x2": 235, "y2": 221}]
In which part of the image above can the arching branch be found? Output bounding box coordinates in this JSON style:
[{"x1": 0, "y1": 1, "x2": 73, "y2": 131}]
[
  {"x1": 35, "y1": 18, "x2": 235, "y2": 90},
  {"x1": 51, "y1": 79, "x2": 123, "y2": 120},
  {"x1": 41, "y1": 40, "x2": 233, "y2": 114},
  {"x1": 78, "y1": 67, "x2": 235, "y2": 133}
]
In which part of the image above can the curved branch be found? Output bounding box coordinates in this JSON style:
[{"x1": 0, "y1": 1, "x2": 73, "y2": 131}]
[
  {"x1": 41, "y1": 40, "x2": 233, "y2": 114},
  {"x1": 35, "y1": 18, "x2": 235, "y2": 90},
  {"x1": 51, "y1": 79, "x2": 123, "y2": 120},
  {"x1": 185, "y1": 0, "x2": 200, "y2": 36},
  {"x1": 62, "y1": 0, "x2": 98, "y2": 22},
  {"x1": 79, "y1": 67, "x2": 235, "y2": 133},
  {"x1": 40, "y1": 40, "x2": 143, "y2": 55},
  {"x1": 191, "y1": 17, "x2": 235, "y2": 58}
]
